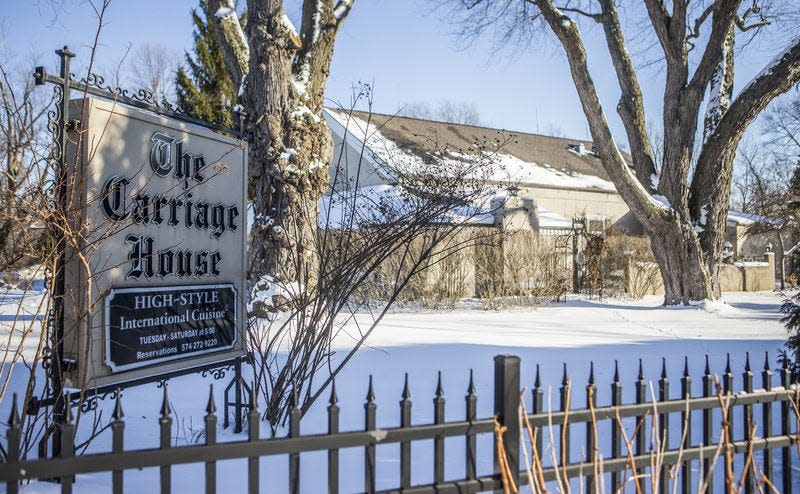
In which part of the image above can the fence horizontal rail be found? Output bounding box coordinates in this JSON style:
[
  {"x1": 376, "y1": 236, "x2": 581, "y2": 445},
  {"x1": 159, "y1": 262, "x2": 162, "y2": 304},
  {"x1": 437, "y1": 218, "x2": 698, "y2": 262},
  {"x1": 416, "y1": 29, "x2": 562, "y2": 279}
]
[
  {"x1": 526, "y1": 386, "x2": 799, "y2": 427},
  {"x1": 537, "y1": 434, "x2": 796, "y2": 480},
  {"x1": 0, "y1": 419, "x2": 495, "y2": 481},
  {"x1": 374, "y1": 474, "x2": 500, "y2": 494}
]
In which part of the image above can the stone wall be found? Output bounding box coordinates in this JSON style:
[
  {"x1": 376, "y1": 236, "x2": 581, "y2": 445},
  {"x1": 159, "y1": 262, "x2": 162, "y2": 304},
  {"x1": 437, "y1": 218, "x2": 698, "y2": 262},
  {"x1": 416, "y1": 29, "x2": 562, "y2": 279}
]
[{"x1": 626, "y1": 252, "x2": 776, "y2": 296}]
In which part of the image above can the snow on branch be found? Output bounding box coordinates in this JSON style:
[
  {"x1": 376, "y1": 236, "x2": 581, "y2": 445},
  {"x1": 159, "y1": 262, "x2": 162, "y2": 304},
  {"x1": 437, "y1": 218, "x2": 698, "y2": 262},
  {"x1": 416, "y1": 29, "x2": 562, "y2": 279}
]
[
  {"x1": 334, "y1": 0, "x2": 354, "y2": 21},
  {"x1": 207, "y1": 0, "x2": 249, "y2": 87},
  {"x1": 214, "y1": 1, "x2": 235, "y2": 19},
  {"x1": 740, "y1": 34, "x2": 800, "y2": 95}
]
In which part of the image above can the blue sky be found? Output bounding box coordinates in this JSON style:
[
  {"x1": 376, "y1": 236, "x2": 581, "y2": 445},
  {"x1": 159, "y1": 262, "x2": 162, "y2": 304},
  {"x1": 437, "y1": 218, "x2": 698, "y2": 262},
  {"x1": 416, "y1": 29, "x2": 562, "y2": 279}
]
[{"x1": 1, "y1": 0, "x2": 792, "y2": 145}]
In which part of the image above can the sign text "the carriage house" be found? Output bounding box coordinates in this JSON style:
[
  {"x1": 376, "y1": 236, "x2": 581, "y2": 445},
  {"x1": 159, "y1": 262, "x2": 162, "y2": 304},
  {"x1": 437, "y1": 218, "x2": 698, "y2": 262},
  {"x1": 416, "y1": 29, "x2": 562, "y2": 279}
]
[{"x1": 101, "y1": 132, "x2": 240, "y2": 280}]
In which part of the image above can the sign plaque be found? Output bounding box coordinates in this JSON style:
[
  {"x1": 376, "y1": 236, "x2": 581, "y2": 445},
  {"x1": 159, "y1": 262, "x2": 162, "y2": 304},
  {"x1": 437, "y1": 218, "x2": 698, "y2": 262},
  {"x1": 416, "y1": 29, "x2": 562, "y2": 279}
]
[
  {"x1": 105, "y1": 284, "x2": 238, "y2": 372},
  {"x1": 62, "y1": 97, "x2": 247, "y2": 388}
]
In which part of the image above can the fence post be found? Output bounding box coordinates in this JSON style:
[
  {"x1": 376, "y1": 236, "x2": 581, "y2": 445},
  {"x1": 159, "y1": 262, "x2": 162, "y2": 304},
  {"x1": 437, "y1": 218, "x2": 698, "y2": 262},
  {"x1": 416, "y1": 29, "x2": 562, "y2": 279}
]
[
  {"x1": 493, "y1": 355, "x2": 520, "y2": 494},
  {"x1": 364, "y1": 376, "x2": 376, "y2": 494},
  {"x1": 289, "y1": 390, "x2": 301, "y2": 494},
  {"x1": 585, "y1": 363, "x2": 597, "y2": 494},
  {"x1": 761, "y1": 353, "x2": 773, "y2": 488},
  {"x1": 658, "y1": 358, "x2": 670, "y2": 494},
  {"x1": 723, "y1": 354, "x2": 734, "y2": 493},
  {"x1": 610, "y1": 362, "x2": 622, "y2": 493},
  {"x1": 680, "y1": 357, "x2": 692, "y2": 494},
  {"x1": 159, "y1": 386, "x2": 172, "y2": 494},
  {"x1": 112, "y1": 391, "x2": 125, "y2": 494},
  {"x1": 742, "y1": 353, "x2": 754, "y2": 494},
  {"x1": 467, "y1": 370, "x2": 478, "y2": 481},
  {"x1": 247, "y1": 385, "x2": 260, "y2": 494},
  {"x1": 60, "y1": 392, "x2": 75, "y2": 494},
  {"x1": 635, "y1": 359, "x2": 646, "y2": 490},
  {"x1": 434, "y1": 372, "x2": 446, "y2": 485},
  {"x1": 780, "y1": 361, "x2": 791, "y2": 494},
  {"x1": 204, "y1": 386, "x2": 218, "y2": 494},
  {"x1": 6, "y1": 394, "x2": 20, "y2": 494},
  {"x1": 328, "y1": 381, "x2": 340, "y2": 494}
]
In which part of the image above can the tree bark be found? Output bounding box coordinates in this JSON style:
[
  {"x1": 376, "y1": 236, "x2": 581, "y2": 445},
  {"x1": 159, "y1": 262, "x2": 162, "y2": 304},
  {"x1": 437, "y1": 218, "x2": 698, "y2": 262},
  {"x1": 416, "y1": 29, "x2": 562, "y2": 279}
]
[
  {"x1": 208, "y1": 0, "x2": 352, "y2": 310},
  {"x1": 531, "y1": 0, "x2": 800, "y2": 304},
  {"x1": 646, "y1": 215, "x2": 715, "y2": 304}
]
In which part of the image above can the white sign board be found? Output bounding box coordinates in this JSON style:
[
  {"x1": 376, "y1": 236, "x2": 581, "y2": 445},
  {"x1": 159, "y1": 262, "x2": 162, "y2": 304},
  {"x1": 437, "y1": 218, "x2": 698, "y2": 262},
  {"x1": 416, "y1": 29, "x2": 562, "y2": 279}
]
[{"x1": 62, "y1": 98, "x2": 247, "y2": 389}]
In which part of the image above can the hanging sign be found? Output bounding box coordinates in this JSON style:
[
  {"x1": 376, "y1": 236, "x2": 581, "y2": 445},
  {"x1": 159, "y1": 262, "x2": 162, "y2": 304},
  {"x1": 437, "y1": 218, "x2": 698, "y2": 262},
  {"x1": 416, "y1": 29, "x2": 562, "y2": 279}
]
[{"x1": 62, "y1": 97, "x2": 247, "y2": 389}]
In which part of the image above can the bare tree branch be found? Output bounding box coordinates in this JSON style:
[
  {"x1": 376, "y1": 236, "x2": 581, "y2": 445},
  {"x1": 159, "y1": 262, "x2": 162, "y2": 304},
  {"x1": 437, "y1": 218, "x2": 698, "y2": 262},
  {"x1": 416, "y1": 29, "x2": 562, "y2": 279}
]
[
  {"x1": 690, "y1": 35, "x2": 800, "y2": 262},
  {"x1": 597, "y1": 0, "x2": 657, "y2": 190},
  {"x1": 687, "y1": 3, "x2": 716, "y2": 42},
  {"x1": 643, "y1": 0, "x2": 673, "y2": 60},
  {"x1": 557, "y1": 6, "x2": 601, "y2": 22},
  {"x1": 206, "y1": 0, "x2": 249, "y2": 90},
  {"x1": 333, "y1": 0, "x2": 355, "y2": 25},
  {"x1": 534, "y1": 0, "x2": 664, "y2": 222},
  {"x1": 689, "y1": 1, "x2": 741, "y2": 95}
]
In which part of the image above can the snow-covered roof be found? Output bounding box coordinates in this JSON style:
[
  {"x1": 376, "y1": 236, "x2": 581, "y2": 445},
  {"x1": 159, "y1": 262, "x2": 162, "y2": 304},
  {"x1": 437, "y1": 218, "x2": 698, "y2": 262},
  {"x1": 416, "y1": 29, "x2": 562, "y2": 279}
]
[
  {"x1": 325, "y1": 109, "x2": 619, "y2": 192},
  {"x1": 726, "y1": 209, "x2": 775, "y2": 226},
  {"x1": 318, "y1": 185, "x2": 494, "y2": 229},
  {"x1": 537, "y1": 206, "x2": 572, "y2": 229}
]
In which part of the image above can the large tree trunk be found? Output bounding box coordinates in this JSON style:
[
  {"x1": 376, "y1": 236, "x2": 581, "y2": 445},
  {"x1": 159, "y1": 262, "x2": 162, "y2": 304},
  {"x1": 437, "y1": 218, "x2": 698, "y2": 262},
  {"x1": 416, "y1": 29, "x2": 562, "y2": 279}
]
[
  {"x1": 646, "y1": 216, "x2": 715, "y2": 304},
  {"x1": 208, "y1": 0, "x2": 353, "y2": 310},
  {"x1": 533, "y1": 0, "x2": 800, "y2": 305}
]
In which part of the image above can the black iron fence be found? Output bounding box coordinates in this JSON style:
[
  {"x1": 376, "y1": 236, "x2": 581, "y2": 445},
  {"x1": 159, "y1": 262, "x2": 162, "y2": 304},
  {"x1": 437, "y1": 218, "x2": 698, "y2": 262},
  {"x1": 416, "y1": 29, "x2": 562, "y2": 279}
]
[{"x1": 1, "y1": 353, "x2": 798, "y2": 493}]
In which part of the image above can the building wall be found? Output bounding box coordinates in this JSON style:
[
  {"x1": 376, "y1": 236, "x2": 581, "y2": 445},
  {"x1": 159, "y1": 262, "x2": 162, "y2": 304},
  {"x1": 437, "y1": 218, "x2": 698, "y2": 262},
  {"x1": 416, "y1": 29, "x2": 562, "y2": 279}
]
[
  {"x1": 519, "y1": 185, "x2": 640, "y2": 232},
  {"x1": 627, "y1": 253, "x2": 776, "y2": 296}
]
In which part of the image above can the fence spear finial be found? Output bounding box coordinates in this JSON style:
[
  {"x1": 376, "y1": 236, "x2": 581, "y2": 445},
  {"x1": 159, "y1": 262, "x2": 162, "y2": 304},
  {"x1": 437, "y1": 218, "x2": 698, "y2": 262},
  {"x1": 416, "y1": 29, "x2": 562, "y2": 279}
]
[
  {"x1": 366, "y1": 375, "x2": 375, "y2": 403},
  {"x1": 725, "y1": 353, "x2": 732, "y2": 374},
  {"x1": 705, "y1": 354, "x2": 711, "y2": 375},
  {"x1": 764, "y1": 351, "x2": 771, "y2": 371},
  {"x1": 8, "y1": 393, "x2": 20, "y2": 427},
  {"x1": 683, "y1": 356, "x2": 690, "y2": 378},
  {"x1": 588, "y1": 361, "x2": 595, "y2": 385},
  {"x1": 206, "y1": 384, "x2": 216, "y2": 415},
  {"x1": 613, "y1": 360, "x2": 620, "y2": 383},
  {"x1": 113, "y1": 388, "x2": 124, "y2": 420},
  {"x1": 661, "y1": 357, "x2": 668, "y2": 379},
  {"x1": 329, "y1": 380, "x2": 339, "y2": 405},
  {"x1": 562, "y1": 363, "x2": 569, "y2": 386},
  {"x1": 160, "y1": 384, "x2": 171, "y2": 417},
  {"x1": 745, "y1": 352, "x2": 751, "y2": 373},
  {"x1": 534, "y1": 364, "x2": 542, "y2": 389},
  {"x1": 468, "y1": 369, "x2": 476, "y2": 395},
  {"x1": 435, "y1": 371, "x2": 444, "y2": 398},
  {"x1": 637, "y1": 359, "x2": 644, "y2": 381}
]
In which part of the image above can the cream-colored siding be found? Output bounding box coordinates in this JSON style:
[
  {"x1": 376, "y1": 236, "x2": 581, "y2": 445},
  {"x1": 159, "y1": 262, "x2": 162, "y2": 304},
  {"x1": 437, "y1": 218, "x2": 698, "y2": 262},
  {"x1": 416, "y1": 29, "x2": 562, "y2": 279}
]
[{"x1": 519, "y1": 185, "x2": 636, "y2": 230}]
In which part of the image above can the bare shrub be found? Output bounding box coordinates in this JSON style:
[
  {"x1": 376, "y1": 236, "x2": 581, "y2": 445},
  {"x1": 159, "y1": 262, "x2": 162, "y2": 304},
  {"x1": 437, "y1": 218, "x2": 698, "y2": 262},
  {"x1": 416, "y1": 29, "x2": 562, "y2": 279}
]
[
  {"x1": 579, "y1": 230, "x2": 659, "y2": 300},
  {"x1": 247, "y1": 93, "x2": 504, "y2": 430},
  {"x1": 501, "y1": 230, "x2": 570, "y2": 302}
]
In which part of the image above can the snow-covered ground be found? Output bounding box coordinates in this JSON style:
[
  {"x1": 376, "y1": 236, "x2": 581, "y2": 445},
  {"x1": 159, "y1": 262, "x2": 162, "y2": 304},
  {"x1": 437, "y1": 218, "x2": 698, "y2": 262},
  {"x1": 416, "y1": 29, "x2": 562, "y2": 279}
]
[{"x1": 0, "y1": 289, "x2": 793, "y2": 492}]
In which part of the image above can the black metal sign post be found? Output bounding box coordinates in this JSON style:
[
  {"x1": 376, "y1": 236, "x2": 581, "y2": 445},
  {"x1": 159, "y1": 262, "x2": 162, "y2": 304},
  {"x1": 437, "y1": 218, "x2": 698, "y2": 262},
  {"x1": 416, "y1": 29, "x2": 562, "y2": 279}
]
[
  {"x1": 31, "y1": 45, "x2": 75, "y2": 461},
  {"x1": 32, "y1": 46, "x2": 252, "y2": 463}
]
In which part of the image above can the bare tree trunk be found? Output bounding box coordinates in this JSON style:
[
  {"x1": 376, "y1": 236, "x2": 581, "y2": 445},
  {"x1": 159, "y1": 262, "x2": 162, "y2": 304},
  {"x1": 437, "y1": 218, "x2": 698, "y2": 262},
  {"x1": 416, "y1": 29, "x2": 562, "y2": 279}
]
[
  {"x1": 527, "y1": 0, "x2": 800, "y2": 304},
  {"x1": 647, "y1": 217, "x2": 715, "y2": 304},
  {"x1": 208, "y1": 0, "x2": 353, "y2": 309}
]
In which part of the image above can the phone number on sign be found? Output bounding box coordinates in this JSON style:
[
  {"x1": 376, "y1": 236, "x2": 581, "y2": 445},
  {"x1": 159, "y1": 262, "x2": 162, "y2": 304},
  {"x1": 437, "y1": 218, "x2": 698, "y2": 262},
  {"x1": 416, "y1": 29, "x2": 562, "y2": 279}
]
[{"x1": 181, "y1": 338, "x2": 219, "y2": 352}]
